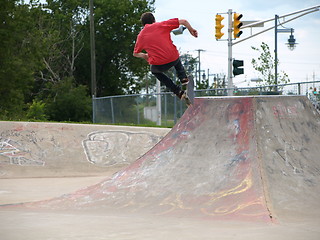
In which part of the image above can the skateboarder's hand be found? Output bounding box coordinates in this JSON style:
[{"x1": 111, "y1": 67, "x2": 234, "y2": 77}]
[
  {"x1": 133, "y1": 52, "x2": 149, "y2": 62},
  {"x1": 142, "y1": 53, "x2": 149, "y2": 61},
  {"x1": 179, "y1": 19, "x2": 198, "y2": 38},
  {"x1": 189, "y1": 28, "x2": 198, "y2": 38}
]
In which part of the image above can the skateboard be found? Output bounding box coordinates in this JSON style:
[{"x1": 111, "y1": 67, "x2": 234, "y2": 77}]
[{"x1": 184, "y1": 76, "x2": 194, "y2": 106}]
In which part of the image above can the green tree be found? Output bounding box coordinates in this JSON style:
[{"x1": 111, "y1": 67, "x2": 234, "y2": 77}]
[
  {"x1": 26, "y1": 99, "x2": 48, "y2": 121},
  {"x1": 0, "y1": 0, "x2": 155, "y2": 121},
  {"x1": 0, "y1": 1, "x2": 45, "y2": 119},
  {"x1": 251, "y1": 42, "x2": 290, "y2": 91},
  {"x1": 44, "y1": 77, "x2": 92, "y2": 122},
  {"x1": 41, "y1": 0, "x2": 155, "y2": 120},
  {"x1": 75, "y1": 0, "x2": 155, "y2": 96},
  {"x1": 39, "y1": 0, "x2": 87, "y2": 82}
]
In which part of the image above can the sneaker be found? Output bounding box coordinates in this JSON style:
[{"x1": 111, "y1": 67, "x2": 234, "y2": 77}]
[{"x1": 181, "y1": 78, "x2": 189, "y2": 86}]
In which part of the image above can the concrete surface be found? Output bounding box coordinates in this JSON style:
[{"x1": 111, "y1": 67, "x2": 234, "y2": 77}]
[
  {"x1": 0, "y1": 176, "x2": 107, "y2": 205},
  {"x1": 1, "y1": 96, "x2": 320, "y2": 240}
]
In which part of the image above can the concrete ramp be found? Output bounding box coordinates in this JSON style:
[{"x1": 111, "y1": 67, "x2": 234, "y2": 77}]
[
  {"x1": 22, "y1": 96, "x2": 320, "y2": 222},
  {"x1": 255, "y1": 96, "x2": 320, "y2": 220}
]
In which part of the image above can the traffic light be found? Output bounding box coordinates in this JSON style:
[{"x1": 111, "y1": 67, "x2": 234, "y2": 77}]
[
  {"x1": 234, "y1": 87, "x2": 239, "y2": 94},
  {"x1": 313, "y1": 88, "x2": 318, "y2": 95},
  {"x1": 233, "y1": 59, "x2": 244, "y2": 76},
  {"x1": 233, "y1": 13, "x2": 243, "y2": 38},
  {"x1": 215, "y1": 14, "x2": 224, "y2": 40}
]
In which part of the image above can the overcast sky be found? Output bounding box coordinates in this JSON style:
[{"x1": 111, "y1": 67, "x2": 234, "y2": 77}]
[{"x1": 153, "y1": 0, "x2": 320, "y2": 88}]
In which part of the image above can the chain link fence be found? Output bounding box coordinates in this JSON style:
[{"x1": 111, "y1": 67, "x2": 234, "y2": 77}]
[{"x1": 93, "y1": 81, "x2": 320, "y2": 126}]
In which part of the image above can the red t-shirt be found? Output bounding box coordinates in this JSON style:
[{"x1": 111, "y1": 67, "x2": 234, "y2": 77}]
[{"x1": 134, "y1": 18, "x2": 180, "y2": 65}]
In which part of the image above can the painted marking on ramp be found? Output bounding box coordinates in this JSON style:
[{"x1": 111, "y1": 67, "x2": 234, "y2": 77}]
[{"x1": 273, "y1": 103, "x2": 298, "y2": 119}]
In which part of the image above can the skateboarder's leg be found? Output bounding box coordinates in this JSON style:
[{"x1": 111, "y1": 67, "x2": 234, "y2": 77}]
[
  {"x1": 173, "y1": 58, "x2": 189, "y2": 85},
  {"x1": 150, "y1": 61, "x2": 187, "y2": 99},
  {"x1": 151, "y1": 71, "x2": 183, "y2": 98}
]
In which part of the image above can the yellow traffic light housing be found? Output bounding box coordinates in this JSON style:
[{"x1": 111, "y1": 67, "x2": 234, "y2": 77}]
[
  {"x1": 215, "y1": 14, "x2": 225, "y2": 40},
  {"x1": 233, "y1": 13, "x2": 243, "y2": 38}
]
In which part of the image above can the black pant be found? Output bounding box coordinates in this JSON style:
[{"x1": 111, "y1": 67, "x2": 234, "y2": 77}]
[{"x1": 151, "y1": 58, "x2": 187, "y2": 95}]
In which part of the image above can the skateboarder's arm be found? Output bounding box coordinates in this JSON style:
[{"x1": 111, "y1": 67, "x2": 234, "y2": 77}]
[
  {"x1": 179, "y1": 19, "x2": 198, "y2": 38},
  {"x1": 133, "y1": 52, "x2": 148, "y2": 62}
]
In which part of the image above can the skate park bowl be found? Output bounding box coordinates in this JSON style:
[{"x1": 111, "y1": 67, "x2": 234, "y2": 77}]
[{"x1": 1, "y1": 95, "x2": 320, "y2": 240}]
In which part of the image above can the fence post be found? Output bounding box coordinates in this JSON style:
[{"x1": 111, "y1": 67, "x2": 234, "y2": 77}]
[
  {"x1": 92, "y1": 95, "x2": 96, "y2": 123},
  {"x1": 137, "y1": 103, "x2": 140, "y2": 125},
  {"x1": 110, "y1": 97, "x2": 115, "y2": 124},
  {"x1": 164, "y1": 94, "x2": 168, "y2": 126},
  {"x1": 174, "y1": 96, "x2": 177, "y2": 123}
]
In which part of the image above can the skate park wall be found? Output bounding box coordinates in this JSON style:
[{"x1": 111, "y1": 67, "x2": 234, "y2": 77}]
[{"x1": 0, "y1": 122, "x2": 170, "y2": 178}]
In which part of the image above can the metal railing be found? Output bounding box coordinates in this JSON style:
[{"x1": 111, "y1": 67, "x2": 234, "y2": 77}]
[{"x1": 93, "y1": 81, "x2": 320, "y2": 126}]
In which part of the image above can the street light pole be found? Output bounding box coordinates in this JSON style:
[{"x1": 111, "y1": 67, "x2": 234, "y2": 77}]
[{"x1": 274, "y1": 15, "x2": 297, "y2": 92}]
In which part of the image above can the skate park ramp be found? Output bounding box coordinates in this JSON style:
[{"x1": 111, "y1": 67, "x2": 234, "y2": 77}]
[
  {"x1": 1, "y1": 96, "x2": 320, "y2": 240},
  {"x1": 0, "y1": 122, "x2": 169, "y2": 178},
  {"x1": 11, "y1": 95, "x2": 320, "y2": 224}
]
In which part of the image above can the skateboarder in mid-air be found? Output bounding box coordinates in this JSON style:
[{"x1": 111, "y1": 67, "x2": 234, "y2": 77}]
[{"x1": 133, "y1": 12, "x2": 198, "y2": 101}]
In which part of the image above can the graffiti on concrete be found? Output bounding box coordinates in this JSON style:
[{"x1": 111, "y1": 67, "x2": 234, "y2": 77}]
[
  {"x1": 0, "y1": 126, "x2": 163, "y2": 168},
  {"x1": 273, "y1": 103, "x2": 298, "y2": 119},
  {"x1": 0, "y1": 137, "x2": 45, "y2": 166},
  {"x1": 82, "y1": 131, "x2": 162, "y2": 167}
]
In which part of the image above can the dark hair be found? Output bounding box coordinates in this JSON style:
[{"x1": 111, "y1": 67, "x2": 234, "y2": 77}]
[{"x1": 140, "y1": 12, "x2": 155, "y2": 26}]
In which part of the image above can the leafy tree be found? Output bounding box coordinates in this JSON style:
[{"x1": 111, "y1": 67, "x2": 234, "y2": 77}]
[
  {"x1": 26, "y1": 0, "x2": 93, "y2": 122},
  {"x1": 251, "y1": 42, "x2": 290, "y2": 91},
  {"x1": 0, "y1": 1, "x2": 45, "y2": 119},
  {"x1": 44, "y1": 77, "x2": 92, "y2": 122},
  {"x1": 26, "y1": 99, "x2": 48, "y2": 121},
  {"x1": 39, "y1": 0, "x2": 87, "y2": 82},
  {"x1": 75, "y1": 0, "x2": 155, "y2": 96},
  {"x1": 0, "y1": 0, "x2": 156, "y2": 121}
]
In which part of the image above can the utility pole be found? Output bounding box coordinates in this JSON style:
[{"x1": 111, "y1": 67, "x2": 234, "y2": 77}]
[
  {"x1": 274, "y1": 14, "x2": 278, "y2": 92},
  {"x1": 196, "y1": 49, "x2": 205, "y2": 87},
  {"x1": 89, "y1": 0, "x2": 96, "y2": 123},
  {"x1": 89, "y1": 0, "x2": 96, "y2": 98}
]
